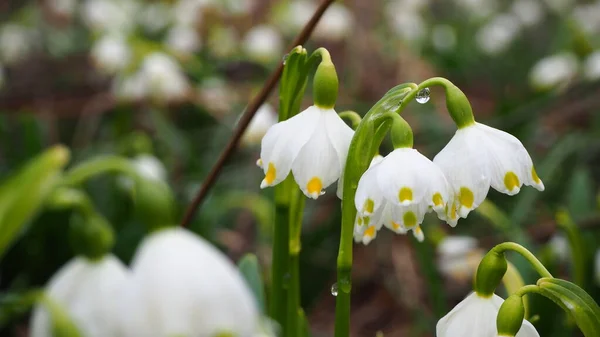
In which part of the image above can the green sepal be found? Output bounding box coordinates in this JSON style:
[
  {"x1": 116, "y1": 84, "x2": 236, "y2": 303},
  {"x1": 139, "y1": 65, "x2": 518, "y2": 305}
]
[
  {"x1": 497, "y1": 294, "x2": 526, "y2": 336},
  {"x1": 132, "y1": 177, "x2": 176, "y2": 232},
  {"x1": 444, "y1": 83, "x2": 475, "y2": 128},
  {"x1": 0, "y1": 145, "x2": 70, "y2": 260},
  {"x1": 237, "y1": 253, "x2": 266, "y2": 313},
  {"x1": 537, "y1": 277, "x2": 600, "y2": 337},
  {"x1": 69, "y1": 212, "x2": 114, "y2": 261},
  {"x1": 280, "y1": 46, "x2": 309, "y2": 121},
  {"x1": 312, "y1": 60, "x2": 338, "y2": 109},
  {"x1": 474, "y1": 250, "x2": 508, "y2": 297},
  {"x1": 388, "y1": 113, "x2": 413, "y2": 149}
]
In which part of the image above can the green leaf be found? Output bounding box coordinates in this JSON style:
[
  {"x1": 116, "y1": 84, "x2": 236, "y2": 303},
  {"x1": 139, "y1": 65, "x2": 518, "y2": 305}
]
[
  {"x1": 537, "y1": 277, "x2": 600, "y2": 337},
  {"x1": 280, "y1": 46, "x2": 309, "y2": 121},
  {"x1": 237, "y1": 253, "x2": 265, "y2": 313},
  {"x1": 555, "y1": 210, "x2": 589, "y2": 288},
  {"x1": 0, "y1": 145, "x2": 70, "y2": 260}
]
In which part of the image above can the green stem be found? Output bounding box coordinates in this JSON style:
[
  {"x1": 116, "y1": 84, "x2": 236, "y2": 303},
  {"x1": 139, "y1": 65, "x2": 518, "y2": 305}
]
[
  {"x1": 514, "y1": 284, "x2": 543, "y2": 297},
  {"x1": 493, "y1": 242, "x2": 553, "y2": 279},
  {"x1": 288, "y1": 188, "x2": 305, "y2": 337},
  {"x1": 338, "y1": 111, "x2": 362, "y2": 130},
  {"x1": 61, "y1": 156, "x2": 137, "y2": 186}
]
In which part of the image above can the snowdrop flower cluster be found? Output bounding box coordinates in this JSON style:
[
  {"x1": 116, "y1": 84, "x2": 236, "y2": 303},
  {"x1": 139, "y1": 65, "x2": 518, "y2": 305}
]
[
  {"x1": 243, "y1": 25, "x2": 284, "y2": 63},
  {"x1": 437, "y1": 292, "x2": 540, "y2": 337},
  {"x1": 529, "y1": 52, "x2": 578, "y2": 90},
  {"x1": 242, "y1": 104, "x2": 278, "y2": 147}
]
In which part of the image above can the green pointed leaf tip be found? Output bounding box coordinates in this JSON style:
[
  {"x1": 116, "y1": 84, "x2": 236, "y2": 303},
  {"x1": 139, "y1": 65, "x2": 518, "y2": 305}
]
[
  {"x1": 280, "y1": 46, "x2": 308, "y2": 121},
  {"x1": 497, "y1": 295, "x2": 526, "y2": 336},
  {"x1": 237, "y1": 254, "x2": 265, "y2": 313},
  {"x1": 474, "y1": 250, "x2": 508, "y2": 297},
  {"x1": 0, "y1": 145, "x2": 70, "y2": 260}
]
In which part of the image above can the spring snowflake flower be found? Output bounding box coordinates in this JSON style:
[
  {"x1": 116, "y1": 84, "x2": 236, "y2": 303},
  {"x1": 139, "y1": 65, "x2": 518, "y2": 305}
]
[
  {"x1": 91, "y1": 34, "x2": 131, "y2": 75},
  {"x1": 353, "y1": 148, "x2": 452, "y2": 245},
  {"x1": 433, "y1": 122, "x2": 544, "y2": 221},
  {"x1": 529, "y1": 52, "x2": 578, "y2": 90},
  {"x1": 258, "y1": 105, "x2": 354, "y2": 199},
  {"x1": 30, "y1": 255, "x2": 129, "y2": 337},
  {"x1": 437, "y1": 292, "x2": 540, "y2": 337},
  {"x1": 117, "y1": 228, "x2": 259, "y2": 337}
]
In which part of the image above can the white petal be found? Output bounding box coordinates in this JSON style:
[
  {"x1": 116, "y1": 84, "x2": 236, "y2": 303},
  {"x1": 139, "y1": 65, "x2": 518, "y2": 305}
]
[
  {"x1": 291, "y1": 120, "x2": 341, "y2": 199},
  {"x1": 412, "y1": 225, "x2": 425, "y2": 242},
  {"x1": 390, "y1": 202, "x2": 429, "y2": 230},
  {"x1": 259, "y1": 106, "x2": 320, "y2": 188},
  {"x1": 324, "y1": 108, "x2": 354, "y2": 173},
  {"x1": 354, "y1": 164, "x2": 385, "y2": 215},
  {"x1": 434, "y1": 126, "x2": 491, "y2": 219},
  {"x1": 339, "y1": 153, "x2": 384, "y2": 199},
  {"x1": 377, "y1": 148, "x2": 431, "y2": 206},
  {"x1": 382, "y1": 203, "x2": 408, "y2": 234},
  {"x1": 515, "y1": 319, "x2": 541, "y2": 337},
  {"x1": 436, "y1": 293, "x2": 499, "y2": 337}
]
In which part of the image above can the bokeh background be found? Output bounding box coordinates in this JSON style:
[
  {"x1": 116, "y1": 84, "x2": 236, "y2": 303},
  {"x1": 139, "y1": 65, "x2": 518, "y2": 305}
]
[{"x1": 1, "y1": 0, "x2": 600, "y2": 336}]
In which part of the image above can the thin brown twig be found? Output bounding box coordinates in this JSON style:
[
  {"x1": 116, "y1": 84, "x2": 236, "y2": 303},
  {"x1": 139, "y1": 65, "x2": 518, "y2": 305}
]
[{"x1": 180, "y1": 0, "x2": 336, "y2": 228}]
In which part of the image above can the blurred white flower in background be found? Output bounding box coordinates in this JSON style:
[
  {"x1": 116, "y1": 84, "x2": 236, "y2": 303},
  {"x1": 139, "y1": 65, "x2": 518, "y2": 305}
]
[
  {"x1": 91, "y1": 34, "x2": 131, "y2": 75},
  {"x1": 141, "y1": 52, "x2": 190, "y2": 102},
  {"x1": 138, "y1": 2, "x2": 173, "y2": 34},
  {"x1": 431, "y1": 24, "x2": 457, "y2": 52},
  {"x1": 118, "y1": 228, "x2": 259, "y2": 337},
  {"x1": 81, "y1": 0, "x2": 137, "y2": 34},
  {"x1": 276, "y1": 0, "x2": 315, "y2": 35},
  {"x1": 132, "y1": 155, "x2": 168, "y2": 181},
  {"x1": 0, "y1": 24, "x2": 36, "y2": 65},
  {"x1": 387, "y1": 11, "x2": 426, "y2": 44},
  {"x1": 476, "y1": 14, "x2": 521, "y2": 56},
  {"x1": 529, "y1": 52, "x2": 578, "y2": 90},
  {"x1": 548, "y1": 234, "x2": 570, "y2": 262},
  {"x1": 455, "y1": 0, "x2": 498, "y2": 20},
  {"x1": 583, "y1": 51, "x2": 600, "y2": 81},
  {"x1": 221, "y1": 0, "x2": 256, "y2": 16},
  {"x1": 314, "y1": 3, "x2": 353, "y2": 41},
  {"x1": 166, "y1": 25, "x2": 201, "y2": 56},
  {"x1": 542, "y1": 0, "x2": 574, "y2": 13},
  {"x1": 437, "y1": 236, "x2": 483, "y2": 282},
  {"x1": 112, "y1": 72, "x2": 147, "y2": 102},
  {"x1": 208, "y1": 26, "x2": 239, "y2": 58},
  {"x1": 30, "y1": 255, "x2": 129, "y2": 337},
  {"x1": 511, "y1": 0, "x2": 544, "y2": 27},
  {"x1": 243, "y1": 25, "x2": 283, "y2": 63},
  {"x1": 197, "y1": 78, "x2": 234, "y2": 115},
  {"x1": 241, "y1": 104, "x2": 278, "y2": 147},
  {"x1": 572, "y1": 2, "x2": 600, "y2": 35},
  {"x1": 48, "y1": 0, "x2": 78, "y2": 18}
]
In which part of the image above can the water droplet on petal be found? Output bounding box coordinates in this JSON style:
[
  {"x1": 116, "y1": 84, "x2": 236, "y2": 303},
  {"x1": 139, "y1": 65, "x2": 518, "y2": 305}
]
[
  {"x1": 331, "y1": 283, "x2": 338, "y2": 296},
  {"x1": 416, "y1": 88, "x2": 431, "y2": 104}
]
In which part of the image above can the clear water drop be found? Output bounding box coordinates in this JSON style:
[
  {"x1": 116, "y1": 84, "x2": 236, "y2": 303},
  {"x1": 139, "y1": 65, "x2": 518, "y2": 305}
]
[
  {"x1": 282, "y1": 54, "x2": 289, "y2": 65},
  {"x1": 416, "y1": 88, "x2": 431, "y2": 104},
  {"x1": 331, "y1": 283, "x2": 338, "y2": 296}
]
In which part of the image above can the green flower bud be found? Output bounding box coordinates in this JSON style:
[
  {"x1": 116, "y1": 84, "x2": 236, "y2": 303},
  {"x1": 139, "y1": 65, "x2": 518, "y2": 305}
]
[
  {"x1": 444, "y1": 84, "x2": 475, "y2": 129},
  {"x1": 133, "y1": 177, "x2": 176, "y2": 231},
  {"x1": 313, "y1": 59, "x2": 338, "y2": 109},
  {"x1": 497, "y1": 294, "x2": 526, "y2": 336},
  {"x1": 389, "y1": 114, "x2": 413, "y2": 149},
  {"x1": 474, "y1": 250, "x2": 508, "y2": 297},
  {"x1": 69, "y1": 213, "x2": 114, "y2": 261}
]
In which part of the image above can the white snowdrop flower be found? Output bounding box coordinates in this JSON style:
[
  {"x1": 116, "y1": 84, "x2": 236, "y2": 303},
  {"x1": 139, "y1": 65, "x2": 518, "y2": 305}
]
[
  {"x1": 548, "y1": 234, "x2": 570, "y2": 262},
  {"x1": 388, "y1": 10, "x2": 426, "y2": 44},
  {"x1": 353, "y1": 148, "x2": 452, "y2": 245},
  {"x1": 140, "y1": 52, "x2": 189, "y2": 102},
  {"x1": 455, "y1": 0, "x2": 498, "y2": 19},
  {"x1": 594, "y1": 249, "x2": 600, "y2": 286},
  {"x1": 48, "y1": 0, "x2": 77, "y2": 17},
  {"x1": 118, "y1": 228, "x2": 259, "y2": 337},
  {"x1": 241, "y1": 104, "x2": 278, "y2": 147},
  {"x1": 0, "y1": 24, "x2": 35, "y2": 65},
  {"x1": 583, "y1": 51, "x2": 600, "y2": 81},
  {"x1": 166, "y1": 25, "x2": 201, "y2": 55},
  {"x1": 30, "y1": 255, "x2": 129, "y2": 337},
  {"x1": 511, "y1": 0, "x2": 544, "y2": 27},
  {"x1": 258, "y1": 105, "x2": 354, "y2": 199},
  {"x1": 243, "y1": 25, "x2": 283, "y2": 63},
  {"x1": 529, "y1": 52, "x2": 578, "y2": 90},
  {"x1": 138, "y1": 2, "x2": 172, "y2": 34},
  {"x1": 437, "y1": 236, "x2": 483, "y2": 281},
  {"x1": 91, "y1": 34, "x2": 131, "y2": 75},
  {"x1": 431, "y1": 24, "x2": 457, "y2": 52},
  {"x1": 112, "y1": 72, "x2": 147, "y2": 102},
  {"x1": 437, "y1": 292, "x2": 540, "y2": 337},
  {"x1": 81, "y1": 0, "x2": 136, "y2": 34},
  {"x1": 572, "y1": 3, "x2": 600, "y2": 36},
  {"x1": 433, "y1": 122, "x2": 544, "y2": 221},
  {"x1": 476, "y1": 14, "x2": 522, "y2": 56},
  {"x1": 314, "y1": 3, "x2": 353, "y2": 41}
]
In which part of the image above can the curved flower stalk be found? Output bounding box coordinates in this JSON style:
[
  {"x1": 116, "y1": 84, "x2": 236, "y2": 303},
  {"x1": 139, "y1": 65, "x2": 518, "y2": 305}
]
[
  {"x1": 118, "y1": 228, "x2": 259, "y2": 337},
  {"x1": 258, "y1": 49, "x2": 354, "y2": 199},
  {"x1": 30, "y1": 255, "x2": 130, "y2": 337}
]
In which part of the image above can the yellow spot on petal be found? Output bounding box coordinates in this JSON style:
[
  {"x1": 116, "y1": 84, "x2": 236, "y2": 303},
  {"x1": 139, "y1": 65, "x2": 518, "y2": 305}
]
[
  {"x1": 392, "y1": 222, "x2": 400, "y2": 230},
  {"x1": 357, "y1": 217, "x2": 363, "y2": 226},
  {"x1": 415, "y1": 226, "x2": 423, "y2": 235},
  {"x1": 364, "y1": 225, "x2": 376, "y2": 238},
  {"x1": 363, "y1": 199, "x2": 375, "y2": 214},
  {"x1": 448, "y1": 202, "x2": 457, "y2": 220},
  {"x1": 532, "y1": 167, "x2": 541, "y2": 184},
  {"x1": 403, "y1": 211, "x2": 417, "y2": 228},
  {"x1": 363, "y1": 216, "x2": 370, "y2": 225},
  {"x1": 265, "y1": 162, "x2": 276, "y2": 184},
  {"x1": 398, "y1": 187, "x2": 413, "y2": 203},
  {"x1": 504, "y1": 171, "x2": 520, "y2": 191},
  {"x1": 307, "y1": 177, "x2": 322, "y2": 195},
  {"x1": 459, "y1": 187, "x2": 474, "y2": 209},
  {"x1": 432, "y1": 192, "x2": 443, "y2": 206}
]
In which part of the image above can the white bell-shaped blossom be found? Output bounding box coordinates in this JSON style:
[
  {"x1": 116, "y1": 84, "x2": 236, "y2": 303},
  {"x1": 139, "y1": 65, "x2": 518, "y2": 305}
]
[
  {"x1": 314, "y1": 3, "x2": 353, "y2": 41},
  {"x1": 437, "y1": 236, "x2": 483, "y2": 282},
  {"x1": 30, "y1": 255, "x2": 129, "y2": 337},
  {"x1": 241, "y1": 103, "x2": 278, "y2": 147},
  {"x1": 91, "y1": 34, "x2": 131, "y2": 75},
  {"x1": 140, "y1": 52, "x2": 189, "y2": 102},
  {"x1": 433, "y1": 122, "x2": 544, "y2": 221},
  {"x1": 529, "y1": 52, "x2": 578, "y2": 90},
  {"x1": 353, "y1": 148, "x2": 452, "y2": 245},
  {"x1": 117, "y1": 228, "x2": 259, "y2": 337},
  {"x1": 437, "y1": 292, "x2": 540, "y2": 337},
  {"x1": 258, "y1": 105, "x2": 354, "y2": 199},
  {"x1": 242, "y1": 25, "x2": 283, "y2": 63}
]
